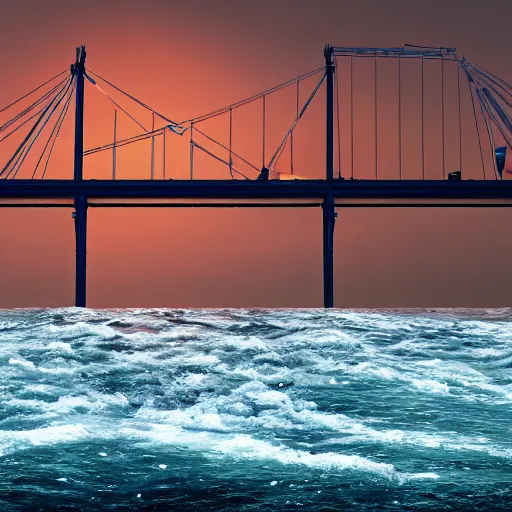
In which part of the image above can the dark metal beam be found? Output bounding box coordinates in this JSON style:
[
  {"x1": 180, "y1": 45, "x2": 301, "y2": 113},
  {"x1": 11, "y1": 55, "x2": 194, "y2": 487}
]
[
  {"x1": 322, "y1": 194, "x2": 336, "y2": 308},
  {"x1": 3, "y1": 179, "x2": 512, "y2": 200},
  {"x1": 2, "y1": 201, "x2": 512, "y2": 208},
  {"x1": 324, "y1": 45, "x2": 336, "y2": 308},
  {"x1": 73, "y1": 194, "x2": 87, "y2": 308},
  {"x1": 73, "y1": 46, "x2": 87, "y2": 307}
]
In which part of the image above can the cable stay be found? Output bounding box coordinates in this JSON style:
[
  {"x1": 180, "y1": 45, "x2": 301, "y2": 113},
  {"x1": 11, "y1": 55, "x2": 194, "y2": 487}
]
[
  {"x1": 87, "y1": 69, "x2": 182, "y2": 130},
  {"x1": 7, "y1": 78, "x2": 74, "y2": 180},
  {"x1": 460, "y1": 58, "x2": 512, "y2": 179},
  {"x1": 81, "y1": 66, "x2": 326, "y2": 181},
  {"x1": 190, "y1": 70, "x2": 326, "y2": 180},
  {"x1": 84, "y1": 127, "x2": 166, "y2": 156},
  {"x1": 4, "y1": 46, "x2": 510, "y2": 182},
  {"x1": 180, "y1": 67, "x2": 326, "y2": 126},
  {"x1": 0, "y1": 76, "x2": 69, "y2": 135},
  {"x1": 0, "y1": 69, "x2": 68, "y2": 114},
  {"x1": 35, "y1": 82, "x2": 76, "y2": 179},
  {"x1": 266, "y1": 71, "x2": 326, "y2": 171},
  {"x1": 0, "y1": 75, "x2": 75, "y2": 179},
  {"x1": 0, "y1": 93, "x2": 60, "y2": 144}
]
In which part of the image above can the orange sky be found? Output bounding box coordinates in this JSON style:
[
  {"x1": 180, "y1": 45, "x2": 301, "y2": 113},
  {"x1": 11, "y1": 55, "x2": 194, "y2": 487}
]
[{"x1": 0, "y1": 0, "x2": 511, "y2": 308}]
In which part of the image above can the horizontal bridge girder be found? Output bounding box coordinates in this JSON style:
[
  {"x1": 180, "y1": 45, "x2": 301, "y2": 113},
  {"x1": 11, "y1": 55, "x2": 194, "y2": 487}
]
[{"x1": 1, "y1": 180, "x2": 512, "y2": 202}]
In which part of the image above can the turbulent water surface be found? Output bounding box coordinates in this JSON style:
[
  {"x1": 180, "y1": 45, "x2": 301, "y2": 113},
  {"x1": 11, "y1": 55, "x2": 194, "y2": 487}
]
[{"x1": 1, "y1": 308, "x2": 511, "y2": 511}]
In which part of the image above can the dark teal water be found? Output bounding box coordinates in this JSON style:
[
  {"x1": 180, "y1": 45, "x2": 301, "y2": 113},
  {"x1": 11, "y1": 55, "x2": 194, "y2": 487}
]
[{"x1": 1, "y1": 308, "x2": 511, "y2": 511}]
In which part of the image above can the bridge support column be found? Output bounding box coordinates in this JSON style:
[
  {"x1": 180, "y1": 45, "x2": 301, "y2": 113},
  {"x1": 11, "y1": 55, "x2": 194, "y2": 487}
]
[
  {"x1": 323, "y1": 44, "x2": 336, "y2": 308},
  {"x1": 73, "y1": 195, "x2": 88, "y2": 307},
  {"x1": 322, "y1": 195, "x2": 336, "y2": 308},
  {"x1": 72, "y1": 46, "x2": 87, "y2": 307}
]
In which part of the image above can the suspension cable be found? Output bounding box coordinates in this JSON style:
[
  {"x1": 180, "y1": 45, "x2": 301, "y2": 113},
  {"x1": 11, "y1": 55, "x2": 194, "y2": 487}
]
[
  {"x1": 421, "y1": 58, "x2": 425, "y2": 179},
  {"x1": 268, "y1": 72, "x2": 326, "y2": 169},
  {"x1": 39, "y1": 84, "x2": 75, "y2": 179},
  {"x1": 467, "y1": 62, "x2": 512, "y2": 95},
  {"x1": 478, "y1": 89, "x2": 512, "y2": 148},
  {"x1": 262, "y1": 95, "x2": 266, "y2": 169},
  {"x1": 163, "y1": 126, "x2": 166, "y2": 179},
  {"x1": 193, "y1": 126, "x2": 259, "y2": 171},
  {"x1": 0, "y1": 70, "x2": 68, "y2": 114},
  {"x1": 8, "y1": 78, "x2": 74, "y2": 179},
  {"x1": 476, "y1": 89, "x2": 498, "y2": 180},
  {"x1": 190, "y1": 123, "x2": 194, "y2": 180},
  {"x1": 84, "y1": 127, "x2": 165, "y2": 156},
  {"x1": 87, "y1": 70, "x2": 180, "y2": 126},
  {"x1": 191, "y1": 141, "x2": 249, "y2": 179},
  {"x1": 33, "y1": 84, "x2": 75, "y2": 178},
  {"x1": 462, "y1": 60, "x2": 512, "y2": 148},
  {"x1": 0, "y1": 94, "x2": 57, "y2": 144},
  {"x1": 441, "y1": 57, "x2": 446, "y2": 179},
  {"x1": 351, "y1": 55, "x2": 354, "y2": 179},
  {"x1": 1, "y1": 76, "x2": 69, "y2": 134},
  {"x1": 291, "y1": 79, "x2": 299, "y2": 175},
  {"x1": 375, "y1": 53, "x2": 378, "y2": 179},
  {"x1": 457, "y1": 60, "x2": 462, "y2": 173},
  {"x1": 464, "y1": 71, "x2": 486, "y2": 180},
  {"x1": 398, "y1": 53, "x2": 402, "y2": 180},
  {"x1": 229, "y1": 108, "x2": 233, "y2": 178},
  {"x1": 181, "y1": 67, "x2": 326, "y2": 125},
  {"x1": 1, "y1": 77, "x2": 73, "y2": 178}
]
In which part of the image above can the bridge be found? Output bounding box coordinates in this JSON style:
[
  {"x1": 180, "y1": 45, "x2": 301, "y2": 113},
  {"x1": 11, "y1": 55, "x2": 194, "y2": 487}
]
[{"x1": 1, "y1": 45, "x2": 511, "y2": 308}]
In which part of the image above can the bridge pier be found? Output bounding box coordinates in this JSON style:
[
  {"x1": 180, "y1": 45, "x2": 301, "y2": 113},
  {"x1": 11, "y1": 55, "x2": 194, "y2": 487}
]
[
  {"x1": 322, "y1": 195, "x2": 336, "y2": 308},
  {"x1": 73, "y1": 195, "x2": 88, "y2": 307},
  {"x1": 72, "y1": 46, "x2": 87, "y2": 307},
  {"x1": 323, "y1": 44, "x2": 336, "y2": 308}
]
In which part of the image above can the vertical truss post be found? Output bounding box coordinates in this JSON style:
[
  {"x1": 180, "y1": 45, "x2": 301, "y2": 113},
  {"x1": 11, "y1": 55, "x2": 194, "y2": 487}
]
[
  {"x1": 113, "y1": 110, "x2": 117, "y2": 179},
  {"x1": 151, "y1": 112, "x2": 155, "y2": 180},
  {"x1": 262, "y1": 95, "x2": 266, "y2": 169},
  {"x1": 163, "y1": 128, "x2": 167, "y2": 179},
  {"x1": 323, "y1": 45, "x2": 336, "y2": 308},
  {"x1": 229, "y1": 107, "x2": 233, "y2": 178},
  {"x1": 190, "y1": 123, "x2": 194, "y2": 180},
  {"x1": 72, "y1": 45, "x2": 87, "y2": 308}
]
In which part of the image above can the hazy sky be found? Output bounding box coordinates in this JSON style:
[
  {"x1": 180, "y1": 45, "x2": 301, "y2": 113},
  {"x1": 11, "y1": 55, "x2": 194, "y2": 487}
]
[{"x1": 0, "y1": 0, "x2": 511, "y2": 308}]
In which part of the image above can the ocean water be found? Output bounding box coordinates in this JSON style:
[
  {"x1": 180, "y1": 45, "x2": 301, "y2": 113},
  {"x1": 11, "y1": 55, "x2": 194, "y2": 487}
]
[{"x1": 0, "y1": 308, "x2": 511, "y2": 511}]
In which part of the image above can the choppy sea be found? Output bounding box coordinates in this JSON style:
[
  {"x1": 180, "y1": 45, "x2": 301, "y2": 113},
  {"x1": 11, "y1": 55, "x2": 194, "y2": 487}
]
[{"x1": 1, "y1": 308, "x2": 511, "y2": 511}]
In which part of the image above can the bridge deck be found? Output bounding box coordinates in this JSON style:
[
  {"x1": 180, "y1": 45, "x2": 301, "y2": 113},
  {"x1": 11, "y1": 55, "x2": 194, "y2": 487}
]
[{"x1": 1, "y1": 180, "x2": 512, "y2": 206}]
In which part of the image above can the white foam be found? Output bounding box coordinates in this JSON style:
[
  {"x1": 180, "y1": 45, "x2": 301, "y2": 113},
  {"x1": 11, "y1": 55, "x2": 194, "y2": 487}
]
[
  {"x1": 46, "y1": 322, "x2": 118, "y2": 340},
  {"x1": 406, "y1": 472, "x2": 440, "y2": 480},
  {"x1": 47, "y1": 341, "x2": 74, "y2": 353},
  {"x1": 247, "y1": 390, "x2": 291, "y2": 408},
  {"x1": 8, "y1": 358, "x2": 36, "y2": 370},
  {"x1": 0, "y1": 424, "x2": 89, "y2": 457},
  {"x1": 211, "y1": 435, "x2": 399, "y2": 480},
  {"x1": 411, "y1": 379, "x2": 450, "y2": 394}
]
